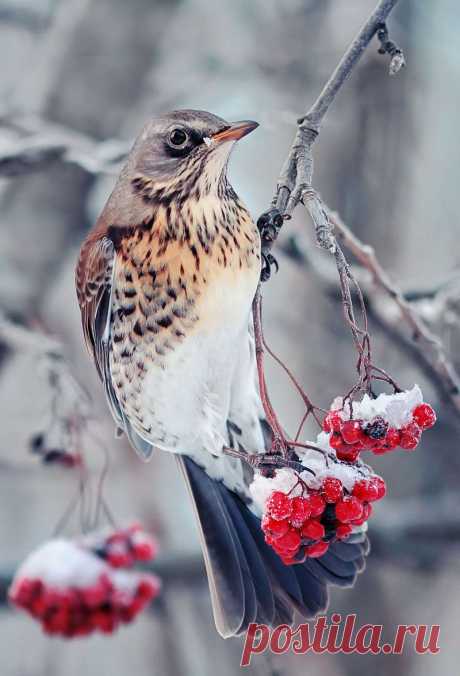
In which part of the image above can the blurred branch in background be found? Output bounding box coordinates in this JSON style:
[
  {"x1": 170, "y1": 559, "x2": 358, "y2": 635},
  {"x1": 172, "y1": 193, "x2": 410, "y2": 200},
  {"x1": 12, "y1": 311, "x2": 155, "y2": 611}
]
[
  {"x1": 0, "y1": 111, "x2": 128, "y2": 177},
  {"x1": 279, "y1": 227, "x2": 460, "y2": 417},
  {"x1": 0, "y1": 311, "x2": 91, "y2": 465},
  {"x1": 0, "y1": 0, "x2": 459, "y2": 671}
]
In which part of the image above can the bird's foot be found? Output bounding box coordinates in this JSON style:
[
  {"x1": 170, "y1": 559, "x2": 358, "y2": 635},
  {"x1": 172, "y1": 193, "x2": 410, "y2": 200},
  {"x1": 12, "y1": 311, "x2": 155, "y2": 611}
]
[
  {"x1": 257, "y1": 207, "x2": 284, "y2": 282},
  {"x1": 261, "y1": 252, "x2": 279, "y2": 282}
]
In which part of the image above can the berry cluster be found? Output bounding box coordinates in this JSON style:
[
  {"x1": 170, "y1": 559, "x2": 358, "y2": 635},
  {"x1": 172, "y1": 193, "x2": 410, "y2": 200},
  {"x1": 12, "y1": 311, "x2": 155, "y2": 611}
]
[
  {"x1": 9, "y1": 529, "x2": 160, "y2": 638},
  {"x1": 10, "y1": 569, "x2": 158, "y2": 637},
  {"x1": 92, "y1": 523, "x2": 157, "y2": 569},
  {"x1": 323, "y1": 401, "x2": 436, "y2": 461},
  {"x1": 261, "y1": 473, "x2": 386, "y2": 565}
]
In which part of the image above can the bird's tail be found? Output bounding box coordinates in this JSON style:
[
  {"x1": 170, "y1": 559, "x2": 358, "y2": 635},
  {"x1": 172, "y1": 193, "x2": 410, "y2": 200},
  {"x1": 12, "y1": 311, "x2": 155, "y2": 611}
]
[{"x1": 178, "y1": 455, "x2": 369, "y2": 638}]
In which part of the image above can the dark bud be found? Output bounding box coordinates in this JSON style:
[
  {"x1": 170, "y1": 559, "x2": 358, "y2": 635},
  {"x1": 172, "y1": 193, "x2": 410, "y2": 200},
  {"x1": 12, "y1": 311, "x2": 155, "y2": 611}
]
[
  {"x1": 29, "y1": 433, "x2": 45, "y2": 453},
  {"x1": 364, "y1": 416, "x2": 389, "y2": 440}
]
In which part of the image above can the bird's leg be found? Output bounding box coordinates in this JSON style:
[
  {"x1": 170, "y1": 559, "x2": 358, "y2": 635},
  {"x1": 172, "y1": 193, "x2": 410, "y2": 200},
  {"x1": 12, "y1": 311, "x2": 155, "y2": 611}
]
[{"x1": 257, "y1": 208, "x2": 284, "y2": 282}]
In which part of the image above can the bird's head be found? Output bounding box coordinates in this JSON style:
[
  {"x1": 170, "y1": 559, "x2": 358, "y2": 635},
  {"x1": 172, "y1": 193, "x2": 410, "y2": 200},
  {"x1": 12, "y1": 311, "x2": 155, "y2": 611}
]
[{"x1": 128, "y1": 109, "x2": 258, "y2": 204}]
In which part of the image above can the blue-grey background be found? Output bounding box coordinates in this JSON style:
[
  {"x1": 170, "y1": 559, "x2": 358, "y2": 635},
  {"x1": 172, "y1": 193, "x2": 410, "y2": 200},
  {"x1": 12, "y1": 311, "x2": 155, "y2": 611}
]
[{"x1": 0, "y1": 1, "x2": 458, "y2": 674}]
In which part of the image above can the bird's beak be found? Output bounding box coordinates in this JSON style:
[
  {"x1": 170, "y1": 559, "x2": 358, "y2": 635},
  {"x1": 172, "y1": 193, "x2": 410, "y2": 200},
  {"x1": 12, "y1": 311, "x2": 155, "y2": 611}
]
[{"x1": 212, "y1": 120, "x2": 259, "y2": 143}]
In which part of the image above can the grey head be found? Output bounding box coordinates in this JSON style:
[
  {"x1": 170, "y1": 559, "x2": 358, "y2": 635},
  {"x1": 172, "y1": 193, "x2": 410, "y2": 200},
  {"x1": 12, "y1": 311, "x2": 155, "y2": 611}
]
[{"x1": 130, "y1": 109, "x2": 258, "y2": 186}]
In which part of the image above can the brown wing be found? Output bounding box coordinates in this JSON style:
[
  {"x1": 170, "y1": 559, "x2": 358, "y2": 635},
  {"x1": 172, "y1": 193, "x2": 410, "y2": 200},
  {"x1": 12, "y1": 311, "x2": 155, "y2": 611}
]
[{"x1": 75, "y1": 235, "x2": 123, "y2": 426}]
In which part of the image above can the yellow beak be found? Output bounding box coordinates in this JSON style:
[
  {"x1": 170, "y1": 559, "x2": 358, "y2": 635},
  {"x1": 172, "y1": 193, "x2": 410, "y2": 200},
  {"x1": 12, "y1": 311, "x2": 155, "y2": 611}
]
[{"x1": 212, "y1": 120, "x2": 259, "y2": 143}]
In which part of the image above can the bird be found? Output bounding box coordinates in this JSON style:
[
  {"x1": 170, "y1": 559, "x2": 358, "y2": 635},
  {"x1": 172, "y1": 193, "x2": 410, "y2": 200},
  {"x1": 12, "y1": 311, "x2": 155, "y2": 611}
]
[{"x1": 76, "y1": 109, "x2": 368, "y2": 638}]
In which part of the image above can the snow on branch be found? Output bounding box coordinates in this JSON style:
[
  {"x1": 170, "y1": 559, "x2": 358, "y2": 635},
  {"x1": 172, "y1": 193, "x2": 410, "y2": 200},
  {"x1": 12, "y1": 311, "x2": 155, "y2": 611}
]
[{"x1": 0, "y1": 112, "x2": 128, "y2": 177}]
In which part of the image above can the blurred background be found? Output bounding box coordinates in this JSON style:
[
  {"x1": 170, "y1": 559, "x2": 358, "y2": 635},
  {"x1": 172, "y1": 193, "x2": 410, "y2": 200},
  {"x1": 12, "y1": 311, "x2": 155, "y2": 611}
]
[{"x1": 0, "y1": 0, "x2": 459, "y2": 674}]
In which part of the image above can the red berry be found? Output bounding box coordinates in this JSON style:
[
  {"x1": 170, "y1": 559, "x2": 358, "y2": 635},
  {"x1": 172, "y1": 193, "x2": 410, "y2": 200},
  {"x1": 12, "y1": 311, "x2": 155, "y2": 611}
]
[
  {"x1": 275, "y1": 529, "x2": 301, "y2": 553},
  {"x1": 306, "y1": 493, "x2": 326, "y2": 517},
  {"x1": 107, "y1": 548, "x2": 133, "y2": 569},
  {"x1": 374, "y1": 476, "x2": 386, "y2": 499},
  {"x1": 385, "y1": 428, "x2": 401, "y2": 449},
  {"x1": 352, "y1": 478, "x2": 379, "y2": 502},
  {"x1": 81, "y1": 584, "x2": 108, "y2": 609},
  {"x1": 336, "y1": 523, "x2": 353, "y2": 540},
  {"x1": 137, "y1": 578, "x2": 159, "y2": 601},
  {"x1": 335, "y1": 496, "x2": 364, "y2": 523},
  {"x1": 133, "y1": 541, "x2": 155, "y2": 561},
  {"x1": 262, "y1": 515, "x2": 290, "y2": 539},
  {"x1": 323, "y1": 410, "x2": 342, "y2": 433},
  {"x1": 322, "y1": 477, "x2": 343, "y2": 503},
  {"x1": 413, "y1": 403, "x2": 436, "y2": 430},
  {"x1": 30, "y1": 591, "x2": 48, "y2": 618},
  {"x1": 305, "y1": 541, "x2": 329, "y2": 558},
  {"x1": 91, "y1": 610, "x2": 117, "y2": 633},
  {"x1": 352, "y1": 502, "x2": 373, "y2": 526},
  {"x1": 329, "y1": 432, "x2": 344, "y2": 450},
  {"x1": 336, "y1": 444, "x2": 361, "y2": 463},
  {"x1": 341, "y1": 420, "x2": 363, "y2": 444},
  {"x1": 266, "y1": 491, "x2": 293, "y2": 520},
  {"x1": 400, "y1": 422, "x2": 422, "y2": 450},
  {"x1": 301, "y1": 519, "x2": 325, "y2": 541},
  {"x1": 371, "y1": 444, "x2": 388, "y2": 456},
  {"x1": 289, "y1": 496, "x2": 312, "y2": 526}
]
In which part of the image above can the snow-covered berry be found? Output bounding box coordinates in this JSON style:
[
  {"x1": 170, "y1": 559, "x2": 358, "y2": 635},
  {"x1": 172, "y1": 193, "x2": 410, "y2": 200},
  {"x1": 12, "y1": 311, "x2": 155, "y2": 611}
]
[
  {"x1": 321, "y1": 477, "x2": 343, "y2": 503},
  {"x1": 412, "y1": 403, "x2": 436, "y2": 430},
  {"x1": 304, "y1": 541, "x2": 329, "y2": 558},
  {"x1": 301, "y1": 519, "x2": 325, "y2": 541},
  {"x1": 335, "y1": 496, "x2": 364, "y2": 523},
  {"x1": 266, "y1": 491, "x2": 293, "y2": 520},
  {"x1": 399, "y1": 421, "x2": 422, "y2": 450},
  {"x1": 289, "y1": 496, "x2": 311, "y2": 526},
  {"x1": 307, "y1": 493, "x2": 326, "y2": 517},
  {"x1": 341, "y1": 420, "x2": 363, "y2": 444}
]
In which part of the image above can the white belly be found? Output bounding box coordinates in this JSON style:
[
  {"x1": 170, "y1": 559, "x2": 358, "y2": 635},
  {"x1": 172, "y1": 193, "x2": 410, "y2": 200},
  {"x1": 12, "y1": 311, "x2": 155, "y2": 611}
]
[{"x1": 139, "y1": 268, "x2": 258, "y2": 456}]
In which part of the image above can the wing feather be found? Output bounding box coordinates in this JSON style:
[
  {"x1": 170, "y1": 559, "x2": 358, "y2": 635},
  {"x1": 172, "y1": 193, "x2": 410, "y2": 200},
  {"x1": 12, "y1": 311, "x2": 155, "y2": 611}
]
[{"x1": 75, "y1": 236, "x2": 123, "y2": 426}]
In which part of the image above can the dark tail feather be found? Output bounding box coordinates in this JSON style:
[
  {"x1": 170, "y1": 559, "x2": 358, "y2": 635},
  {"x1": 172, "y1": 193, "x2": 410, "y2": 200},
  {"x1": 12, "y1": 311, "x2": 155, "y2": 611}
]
[{"x1": 178, "y1": 456, "x2": 369, "y2": 638}]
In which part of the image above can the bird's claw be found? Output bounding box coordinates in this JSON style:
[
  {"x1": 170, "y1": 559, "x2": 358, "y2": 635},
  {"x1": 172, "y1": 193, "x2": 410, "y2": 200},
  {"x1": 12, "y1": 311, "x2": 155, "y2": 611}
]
[
  {"x1": 257, "y1": 207, "x2": 284, "y2": 282},
  {"x1": 257, "y1": 208, "x2": 284, "y2": 246},
  {"x1": 260, "y1": 252, "x2": 279, "y2": 282}
]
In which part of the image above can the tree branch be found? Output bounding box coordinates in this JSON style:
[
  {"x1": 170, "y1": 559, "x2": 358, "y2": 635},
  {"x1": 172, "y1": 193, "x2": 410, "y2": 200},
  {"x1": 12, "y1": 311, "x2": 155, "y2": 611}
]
[{"x1": 260, "y1": 0, "x2": 404, "y2": 256}]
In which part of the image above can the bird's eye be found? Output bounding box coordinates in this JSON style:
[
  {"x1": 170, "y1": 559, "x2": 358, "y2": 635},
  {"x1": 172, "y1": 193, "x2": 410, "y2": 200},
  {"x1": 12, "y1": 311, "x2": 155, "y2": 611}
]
[{"x1": 168, "y1": 128, "x2": 189, "y2": 148}]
